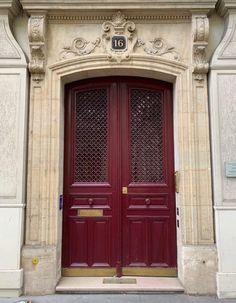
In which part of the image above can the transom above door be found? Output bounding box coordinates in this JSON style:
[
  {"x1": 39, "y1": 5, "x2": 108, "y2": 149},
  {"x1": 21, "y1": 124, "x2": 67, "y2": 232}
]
[{"x1": 62, "y1": 77, "x2": 177, "y2": 277}]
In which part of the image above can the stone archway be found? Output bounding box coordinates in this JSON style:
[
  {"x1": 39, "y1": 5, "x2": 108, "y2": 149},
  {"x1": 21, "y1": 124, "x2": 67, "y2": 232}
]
[{"x1": 22, "y1": 52, "x2": 216, "y2": 294}]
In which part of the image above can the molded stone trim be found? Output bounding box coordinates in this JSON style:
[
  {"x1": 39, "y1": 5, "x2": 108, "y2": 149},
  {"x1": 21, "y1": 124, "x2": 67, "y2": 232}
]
[
  {"x1": 216, "y1": 0, "x2": 236, "y2": 17},
  {"x1": 48, "y1": 13, "x2": 191, "y2": 23},
  {"x1": 20, "y1": 0, "x2": 217, "y2": 11},
  {"x1": 0, "y1": 0, "x2": 22, "y2": 17},
  {"x1": 0, "y1": 14, "x2": 27, "y2": 66}
]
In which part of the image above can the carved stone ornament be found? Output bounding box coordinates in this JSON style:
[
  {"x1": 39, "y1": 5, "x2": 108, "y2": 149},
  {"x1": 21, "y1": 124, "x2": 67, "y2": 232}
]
[
  {"x1": 28, "y1": 15, "x2": 46, "y2": 81},
  {"x1": 192, "y1": 15, "x2": 209, "y2": 79},
  {"x1": 60, "y1": 37, "x2": 101, "y2": 60},
  {"x1": 59, "y1": 11, "x2": 180, "y2": 64},
  {"x1": 137, "y1": 38, "x2": 180, "y2": 61},
  {"x1": 101, "y1": 11, "x2": 137, "y2": 62}
]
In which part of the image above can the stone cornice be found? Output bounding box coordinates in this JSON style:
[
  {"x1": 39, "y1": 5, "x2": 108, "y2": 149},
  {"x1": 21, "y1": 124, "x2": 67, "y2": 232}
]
[
  {"x1": 216, "y1": 0, "x2": 236, "y2": 16},
  {"x1": 0, "y1": 0, "x2": 22, "y2": 17},
  {"x1": 20, "y1": 0, "x2": 217, "y2": 11}
]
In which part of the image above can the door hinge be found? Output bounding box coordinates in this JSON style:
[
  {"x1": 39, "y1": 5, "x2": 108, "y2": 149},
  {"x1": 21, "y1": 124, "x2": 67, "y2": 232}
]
[{"x1": 175, "y1": 171, "x2": 180, "y2": 193}]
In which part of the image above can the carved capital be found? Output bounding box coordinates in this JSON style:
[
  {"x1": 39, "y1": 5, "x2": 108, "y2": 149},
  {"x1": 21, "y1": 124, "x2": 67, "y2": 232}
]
[
  {"x1": 28, "y1": 15, "x2": 46, "y2": 80},
  {"x1": 193, "y1": 16, "x2": 209, "y2": 44},
  {"x1": 192, "y1": 15, "x2": 209, "y2": 77}
]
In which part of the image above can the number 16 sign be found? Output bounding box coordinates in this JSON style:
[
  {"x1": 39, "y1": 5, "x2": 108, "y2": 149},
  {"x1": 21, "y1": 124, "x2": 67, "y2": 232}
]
[{"x1": 111, "y1": 36, "x2": 127, "y2": 51}]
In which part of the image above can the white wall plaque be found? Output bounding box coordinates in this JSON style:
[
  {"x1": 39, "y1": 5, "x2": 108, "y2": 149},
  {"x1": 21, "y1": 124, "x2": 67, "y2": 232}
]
[{"x1": 225, "y1": 161, "x2": 236, "y2": 177}]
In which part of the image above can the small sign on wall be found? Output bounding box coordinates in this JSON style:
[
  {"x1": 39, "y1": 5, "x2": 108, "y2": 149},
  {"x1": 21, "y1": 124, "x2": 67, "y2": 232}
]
[
  {"x1": 225, "y1": 161, "x2": 236, "y2": 177},
  {"x1": 111, "y1": 36, "x2": 127, "y2": 51}
]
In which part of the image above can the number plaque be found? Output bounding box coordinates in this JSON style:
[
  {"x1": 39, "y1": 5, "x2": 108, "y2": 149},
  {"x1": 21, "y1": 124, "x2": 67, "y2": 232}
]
[
  {"x1": 225, "y1": 161, "x2": 236, "y2": 177},
  {"x1": 112, "y1": 36, "x2": 127, "y2": 51}
]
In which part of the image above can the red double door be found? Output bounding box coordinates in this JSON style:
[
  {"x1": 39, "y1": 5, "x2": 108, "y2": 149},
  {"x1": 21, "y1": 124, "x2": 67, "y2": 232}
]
[{"x1": 62, "y1": 77, "x2": 177, "y2": 277}]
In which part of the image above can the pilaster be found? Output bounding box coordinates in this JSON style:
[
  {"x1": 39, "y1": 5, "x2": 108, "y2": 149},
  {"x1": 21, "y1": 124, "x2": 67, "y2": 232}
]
[
  {"x1": 25, "y1": 13, "x2": 47, "y2": 246},
  {"x1": 22, "y1": 11, "x2": 60, "y2": 295},
  {"x1": 179, "y1": 12, "x2": 217, "y2": 295},
  {"x1": 191, "y1": 13, "x2": 214, "y2": 245}
]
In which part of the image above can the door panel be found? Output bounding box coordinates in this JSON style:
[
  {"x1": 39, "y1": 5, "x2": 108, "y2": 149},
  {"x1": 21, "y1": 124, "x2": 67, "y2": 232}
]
[
  {"x1": 125, "y1": 218, "x2": 148, "y2": 266},
  {"x1": 90, "y1": 219, "x2": 112, "y2": 266},
  {"x1": 121, "y1": 80, "x2": 176, "y2": 270},
  {"x1": 62, "y1": 77, "x2": 176, "y2": 276},
  {"x1": 150, "y1": 218, "x2": 169, "y2": 265},
  {"x1": 63, "y1": 80, "x2": 120, "y2": 270},
  {"x1": 69, "y1": 219, "x2": 88, "y2": 266}
]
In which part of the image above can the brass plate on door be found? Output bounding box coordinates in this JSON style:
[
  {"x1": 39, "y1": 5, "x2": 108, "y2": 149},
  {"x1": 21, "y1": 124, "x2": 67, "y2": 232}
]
[
  {"x1": 122, "y1": 267, "x2": 177, "y2": 277},
  {"x1": 62, "y1": 267, "x2": 177, "y2": 277},
  {"x1": 78, "y1": 209, "x2": 103, "y2": 217},
  {"x1": 62, "y1": 267, "x2": 116, "y2": 277}
]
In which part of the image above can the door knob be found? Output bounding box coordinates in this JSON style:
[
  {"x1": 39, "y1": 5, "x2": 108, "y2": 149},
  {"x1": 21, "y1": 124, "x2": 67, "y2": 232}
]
[
  {"x1": 88, "y1": 198, "x2": 94, "y2": 206},
  {"x1": 145, "y1": 198, "x2": 151, "y2": 205}
]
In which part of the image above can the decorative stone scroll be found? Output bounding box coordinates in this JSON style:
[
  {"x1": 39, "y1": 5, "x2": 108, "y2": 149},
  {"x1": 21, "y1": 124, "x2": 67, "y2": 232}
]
[
  {"x1": 60, "y1": 37, "x2": 101, "y2": 60},
  {"x1": 59, "y1": 11, "x2": 181, "y2": 63},
  {"x1": 137, "y1": 38, "x2": 180, "y2": 61},
  {"x1": 192, "y1": 15, "x2": 209, "y2": 81},
  {"x1": 28, "y1": 15, "x2": 46, "y2": 81}
]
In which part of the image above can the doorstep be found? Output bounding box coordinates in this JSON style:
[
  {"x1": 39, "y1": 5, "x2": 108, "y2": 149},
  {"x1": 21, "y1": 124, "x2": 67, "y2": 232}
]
[{"x1": 56, "y1": 277, "x2": 184, "y2": 293}]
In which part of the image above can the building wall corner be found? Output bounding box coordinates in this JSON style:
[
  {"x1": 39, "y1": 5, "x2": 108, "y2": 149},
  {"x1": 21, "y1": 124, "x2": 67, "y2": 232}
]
[
  {"x1": 209, "y1": 0, "x2": 236, "y2": 299},
  {"x1": 0, "y1": 0, "x2": 28, "y2": 298}
]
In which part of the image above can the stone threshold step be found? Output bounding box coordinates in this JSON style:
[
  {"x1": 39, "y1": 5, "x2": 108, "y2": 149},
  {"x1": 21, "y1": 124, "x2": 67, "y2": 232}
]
[{"x1": 56, "y1": 277, "x2": 184, "y2": 294}]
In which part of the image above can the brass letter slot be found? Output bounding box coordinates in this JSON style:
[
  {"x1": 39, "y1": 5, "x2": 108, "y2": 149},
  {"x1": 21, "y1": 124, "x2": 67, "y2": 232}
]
[{"x1": 78, "y1": 209, "x2": 103, "y2": 217}]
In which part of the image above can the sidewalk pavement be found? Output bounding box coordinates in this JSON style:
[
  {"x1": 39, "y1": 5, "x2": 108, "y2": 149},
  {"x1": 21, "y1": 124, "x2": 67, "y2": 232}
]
[{"x1": 0, "y1": 294, "x2": 235, "y2": 303}]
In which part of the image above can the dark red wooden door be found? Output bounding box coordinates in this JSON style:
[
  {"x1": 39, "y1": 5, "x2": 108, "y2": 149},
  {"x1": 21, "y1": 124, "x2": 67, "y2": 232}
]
[{"x1": 62, "y1": 77, "x2": 177, "y2": 276}]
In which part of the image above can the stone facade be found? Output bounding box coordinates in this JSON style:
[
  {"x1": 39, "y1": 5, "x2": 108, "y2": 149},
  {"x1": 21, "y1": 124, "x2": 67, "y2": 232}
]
[
  {"x1": 209, "y1": 0, "x2": 236, "y2": 298},
  {"x1": 0, "y1": 0, "x2": 28, "y2": 297},
  {"x1": 0, "y1": 0, "x2": 235, "y2": 299}
]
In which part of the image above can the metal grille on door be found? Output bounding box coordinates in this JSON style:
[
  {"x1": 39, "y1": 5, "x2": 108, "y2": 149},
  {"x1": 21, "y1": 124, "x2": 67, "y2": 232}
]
[
  {"x1": 75, "y1": 89, "x2": 108, "y2": 183},
  {"x1": 130, "y1": 89, "x2": 165, "y2": 183}
]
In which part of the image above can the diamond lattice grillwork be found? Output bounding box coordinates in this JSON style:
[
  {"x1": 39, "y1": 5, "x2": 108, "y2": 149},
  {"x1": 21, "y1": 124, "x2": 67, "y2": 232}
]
[
  {"x1": 130, "y1": 89, "x2": 165, "y2": 183},
  {"x1": 74, "y1": 89, "x2": 108, "y2": 182}
]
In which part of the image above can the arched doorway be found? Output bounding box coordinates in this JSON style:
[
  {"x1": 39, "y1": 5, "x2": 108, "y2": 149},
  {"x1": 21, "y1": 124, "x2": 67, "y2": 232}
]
[{"x1": 62, "y1": 77, "x2": 177, "y2": 277}]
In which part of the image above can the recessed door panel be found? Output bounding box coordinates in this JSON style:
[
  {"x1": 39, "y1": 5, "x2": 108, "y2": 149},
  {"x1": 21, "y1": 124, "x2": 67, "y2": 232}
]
[
  {"x1": 125, "y1": 218, "x2": 148, "y2": 266},
  {"x1": 150, "y1": 218, "x2": 170, "y2": 266},
  {"x1": 62, "y1": 77, "x2": 176, "y2": 276},
  {"x1": 69, "y1": 219, "x2": 88, "y2": 267}
]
